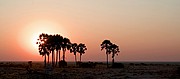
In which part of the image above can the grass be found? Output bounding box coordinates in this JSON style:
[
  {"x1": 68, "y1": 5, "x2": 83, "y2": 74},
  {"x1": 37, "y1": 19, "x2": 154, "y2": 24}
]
[{"x1": 0, "y1": 61, "x2": 180, "y2": 79}]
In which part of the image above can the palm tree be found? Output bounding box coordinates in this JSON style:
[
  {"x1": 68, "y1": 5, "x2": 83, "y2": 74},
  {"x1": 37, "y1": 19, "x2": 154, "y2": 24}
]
[
  {"x1": 58, "y1": 35, "x2": 63, "y2": 67},
  {"x1": 101, "y1": 40, "x2": 112, "y2": 68},
  {"x1": 54, "y1": 34, "x2": 63, "y2": 67},
  {"x1": 46, "y1": 41, "x2": 51, "y2": 64},
  {"x1": 46, "y1": 34, "x2": 56, "y2": 67},
  {"x1": 77, "y1": 43, "x2": 87, "y2": 62},
  {"x1": 39, "y1": 45, "x2": 49, "y2": 67},
  {"x1": 70, "y1": 43, "x2": 78, "y2": 65},
  {"x1": 37, "y1": 33, "x2": 50, "y2": 67},
  {"x1": 62, "y1": 37, "x2": 71, "y2": 62},
  {"x1": 48, "y1": 35, "x2": 54, "y2": 67},
  {"x1": 43, "y1": 34, "x2": 50, "y2": 64},
  {"x1": 110, "y1": 44, "x2": 120, "y2": 65}
]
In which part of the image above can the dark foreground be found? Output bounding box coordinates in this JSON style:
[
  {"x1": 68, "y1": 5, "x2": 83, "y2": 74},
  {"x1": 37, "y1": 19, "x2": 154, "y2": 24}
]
[{"x1": 0, "y1": 62, "x2": 180, "y2": 79}]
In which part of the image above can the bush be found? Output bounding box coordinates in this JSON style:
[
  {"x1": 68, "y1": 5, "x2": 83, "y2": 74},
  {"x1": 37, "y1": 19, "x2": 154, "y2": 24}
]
[
  {"x1": 112, "y1": 63, "x2": 124, "y2": 68},
  {"x1": 59, "y1": 60, "x2": 67, "y2": 67},
  {"x1": 77, "y1": 62, "x2": 96, "y2": 68},
  {"x1": 177, "y1": 67, "x2": 180, "y2": 75}
]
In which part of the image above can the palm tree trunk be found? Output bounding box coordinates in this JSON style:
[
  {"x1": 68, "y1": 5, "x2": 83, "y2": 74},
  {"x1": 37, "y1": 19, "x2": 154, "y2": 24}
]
[
  {"x1": 112, "y1": 51, "x2": 115, "y2": 66},
  {"x1": 53, "y1": 51, "x2": 56, "y2": 67},
  {"x1": 44, "y1": 55, "x2": 46, "y2": 68},
  {"x1": 63, "y1": 49, "x2": 65, "y2": 61},
  {"x1": 62, "y1": 49, "x2": 66, "y2": 68},
  {"x1": 53, "y1": 52, "x2": 56, "y2": 67},
  {"x1": 75, "y1": 54, "x2": 77, "y2": 64},
  {"x1": 48, "y1": 55, "x2": 49, "y2": 64},
  {"x1": 106, "y1": 53, "x2": 109, "y2": 68},
  {"x1": 80, "y1": 54, "x2": 82, "y2": 62},
  {"x1": 59, "y1": 50, "x2": 61, "y2": 67},
  {"x1": 112, "y1": 58, "x2": 114, "y2": 66},
  {"x1": 56, "y1": 50, "x2": 58, "y2": 66},
  {"x1": 52, "y1": 51, "x2": 54, "y2": 67}
]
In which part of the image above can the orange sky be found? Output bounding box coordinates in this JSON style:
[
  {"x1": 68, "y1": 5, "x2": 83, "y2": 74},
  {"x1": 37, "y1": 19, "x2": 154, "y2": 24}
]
[{"x1": 0, "y1": 0, "x2": 180, "y2": 62}]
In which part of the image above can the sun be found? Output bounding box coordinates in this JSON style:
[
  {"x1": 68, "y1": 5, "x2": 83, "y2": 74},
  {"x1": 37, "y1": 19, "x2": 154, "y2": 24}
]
[{"x1": 18, "y1": 20, "x2": 66, "y2": 55}]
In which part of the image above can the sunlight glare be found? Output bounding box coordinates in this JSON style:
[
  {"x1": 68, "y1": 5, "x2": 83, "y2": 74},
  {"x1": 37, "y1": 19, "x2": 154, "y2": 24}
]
[{"x1": 18, "y1": 20, "x2": 66, "y2": 55}]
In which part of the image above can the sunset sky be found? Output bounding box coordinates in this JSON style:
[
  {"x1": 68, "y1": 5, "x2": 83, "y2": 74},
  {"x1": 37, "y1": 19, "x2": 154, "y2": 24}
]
[{"x1": 0, "y1": 0, "x2": 180, "y2": 62}]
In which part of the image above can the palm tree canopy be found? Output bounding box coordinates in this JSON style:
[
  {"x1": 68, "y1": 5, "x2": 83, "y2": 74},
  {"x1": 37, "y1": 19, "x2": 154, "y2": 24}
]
[
  {"x1": 54, "y1": 34, "x2": 63, "y2": 51},
  {"x1": 101, "y1": 39, "x2": 112, "y2": 54},
  {"x1": 62, "y1": 37, "x2": 71, "y2": 50},
  {"x1": 37, "y1": 33, "x2": 50, "y2": 56},
  {"x1": 70, "y1": 43, "x2": 78, "y2": 55},
  {"x1": 77, "y1": 43, "x2": 87, "y2": 55},
  {"x1": 46, "y1": 35, "x2": 56, "y2": 51},
  {"x1": 110, "y1": 44, "x2": 120, "y2": 58}
]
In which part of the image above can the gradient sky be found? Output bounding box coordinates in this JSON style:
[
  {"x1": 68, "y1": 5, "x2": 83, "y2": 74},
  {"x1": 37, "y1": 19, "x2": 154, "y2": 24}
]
[{"x1": 0, "y1": 0, "x2": 180, "y2": 62}]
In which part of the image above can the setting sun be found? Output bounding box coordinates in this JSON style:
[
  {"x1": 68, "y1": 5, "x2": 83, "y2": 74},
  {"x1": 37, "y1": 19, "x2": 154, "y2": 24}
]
[
  {"x1": 18, "y1": 20, "x2": 66, "y2": 55},
  {"x1": 0, "y1": 1, "x2": 180, "y2": 78}
]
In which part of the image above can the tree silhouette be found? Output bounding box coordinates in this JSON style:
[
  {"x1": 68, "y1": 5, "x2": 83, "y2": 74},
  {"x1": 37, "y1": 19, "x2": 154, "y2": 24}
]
[
  {"x1": 54, "y1": 34, "x2": 63, "y2": 67},
  {"x1": 62, "y1": 37, "x2": 71, "y2": 62},
  {"x1": 101, "y1": 40, "x2": 112, "y2": 68},
  {"x1": 70, "y1": 43, "x2": 78, "y2": 65},
  {"x1": 37, "y1": 33, "x2": 88, "y2": 68},
  {"x1": 77, "y1": 43, "x2": 87, "y2": 62},
  {"x1": 46, "y1": 35, "x2": 56, "y2": 67},
  {"x1": 110, "y1": 44, "x2": 120, "y2": 65},
  {"x1": 37, "y1": 33, "x2": 50, "y2": 67}
]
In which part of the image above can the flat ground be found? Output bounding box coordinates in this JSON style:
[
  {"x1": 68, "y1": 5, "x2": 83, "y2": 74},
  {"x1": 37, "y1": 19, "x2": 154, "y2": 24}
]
[{"x1": 0, "y1": 62, "x2": 179, "y2": 79}]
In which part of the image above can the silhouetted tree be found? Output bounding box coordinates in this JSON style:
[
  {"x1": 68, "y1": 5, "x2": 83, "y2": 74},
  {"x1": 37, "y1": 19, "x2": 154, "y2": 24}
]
[
  {"x1": 110, "y1": 44, "x2": 120, "y2": 65},
  {"x1": 40, "y1": 46, "x2": 49, "y2": 67},
  {"x1": 77, "y1": 43, "x2": 87, "y2": 62},
  {"x1": 70, "y1": 43, "x2": 78, "y2": 65},
  {"x1": 54, "y1": 34, "x2": 63, "y2": 67},
  {"x1": 37, "y1": 33, "x2": 75, "y2": 68},
  {"x1": 37, "y1": 33, "x2": 50, "y2": 67},
  {"x1": 62, "y1": 38, "x2": 71, "y2": 62},
  {"x1": 46, "y1": 35, "x2": 56, "y2": 67},
  {"x1": 101, "y1": 40, "x2": 112, "y2": 68}
]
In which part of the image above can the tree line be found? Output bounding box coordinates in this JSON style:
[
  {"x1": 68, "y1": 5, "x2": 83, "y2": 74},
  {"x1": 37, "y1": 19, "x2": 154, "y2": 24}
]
[
  {"x1": 36, "y1": 33, "x2": 87, "y2": 67},
  {"x1": 36, "y1": 33, "x2": 120, "y2": 68}
]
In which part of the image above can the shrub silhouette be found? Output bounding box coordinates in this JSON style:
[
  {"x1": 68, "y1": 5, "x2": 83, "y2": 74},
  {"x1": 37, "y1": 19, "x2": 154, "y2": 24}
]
[
  {"x1": 59, "y1": 60, "x2": 67, "y2": 67},
  {"x1": 111, "y1": 63, "x2": 124, "y2": 68},
  {"x1": 77, "y1": 62, "x2": 96, "y2": 68},
  {"x1": 177, "y1": 67, "x2": 180, "y2": 75}
]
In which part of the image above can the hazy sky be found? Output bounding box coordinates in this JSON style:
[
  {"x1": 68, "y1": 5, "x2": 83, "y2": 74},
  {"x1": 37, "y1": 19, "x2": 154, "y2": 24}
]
[{"x1": 0, "y1": 0, "x2": 180, "y2": 61}]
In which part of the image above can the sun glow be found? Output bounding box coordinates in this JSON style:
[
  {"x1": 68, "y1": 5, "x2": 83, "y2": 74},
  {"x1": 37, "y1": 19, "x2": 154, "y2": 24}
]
[{"x1": 18, "y1": 20, "x2": 66, "y2": 55}]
